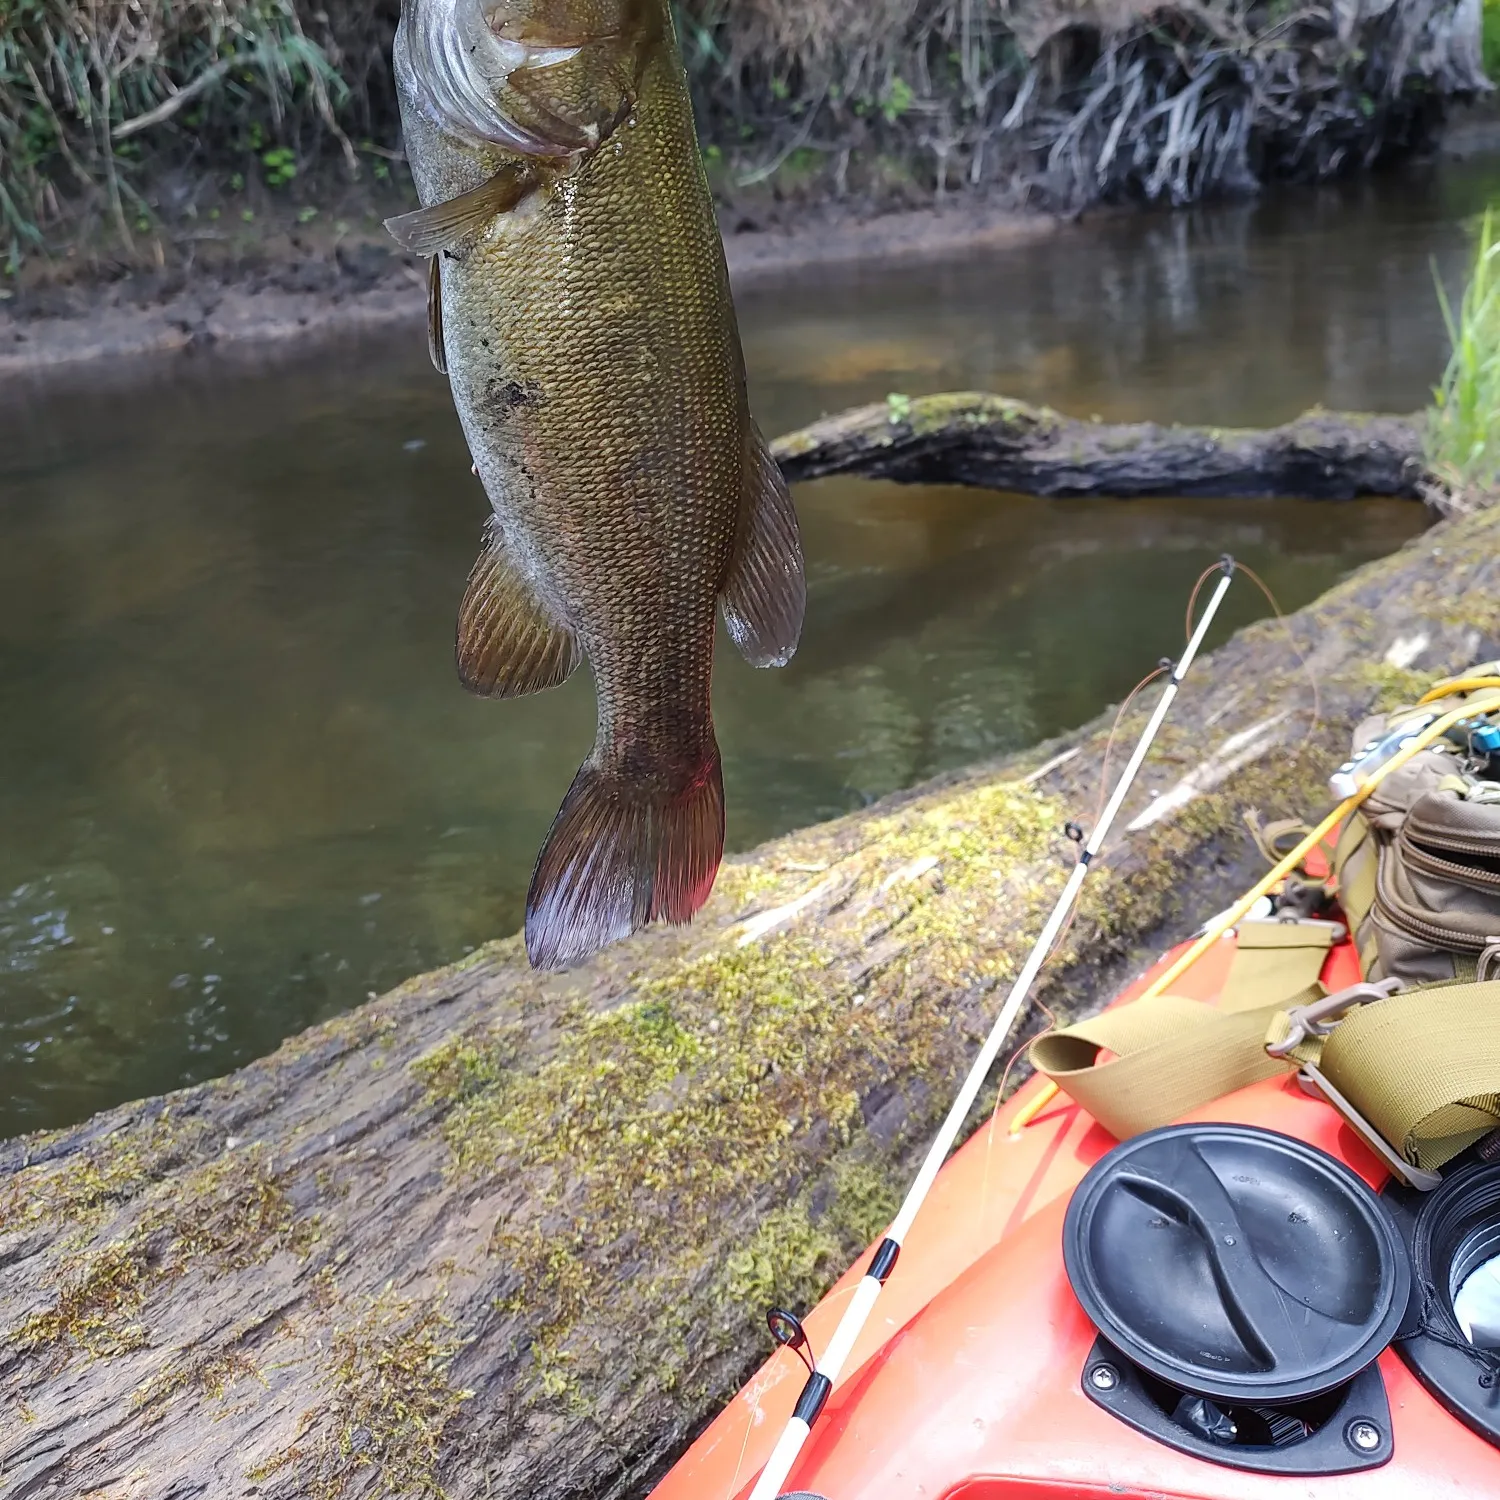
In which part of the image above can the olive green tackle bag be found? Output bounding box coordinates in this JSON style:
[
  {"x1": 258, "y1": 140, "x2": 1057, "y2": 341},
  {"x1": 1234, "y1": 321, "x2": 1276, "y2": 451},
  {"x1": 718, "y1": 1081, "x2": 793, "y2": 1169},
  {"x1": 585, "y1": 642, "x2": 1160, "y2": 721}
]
[{"x1": 1333, "y1": 666, "x2": 1500, "y2": 986}]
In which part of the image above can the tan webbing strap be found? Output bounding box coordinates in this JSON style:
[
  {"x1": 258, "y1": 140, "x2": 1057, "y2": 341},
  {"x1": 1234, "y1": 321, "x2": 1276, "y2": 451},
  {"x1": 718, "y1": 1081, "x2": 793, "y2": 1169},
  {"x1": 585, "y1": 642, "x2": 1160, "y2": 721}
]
[
  {"x1": 1218, "y1": 919, "x2": 1340, "y2": 1013},
  {"x1": 1029, "y1": 921, "x2": 1335, "y2": 1140},
  {"x1": 1028, "y1": 993, "x2": 1300, "y2": 1142},
  {"x1": 1332, "y1": 814, "x2": 1378, "y2": 963},
  {"x1": 1267, "y1": 983, "x2": 1500, "y2": 1170}
]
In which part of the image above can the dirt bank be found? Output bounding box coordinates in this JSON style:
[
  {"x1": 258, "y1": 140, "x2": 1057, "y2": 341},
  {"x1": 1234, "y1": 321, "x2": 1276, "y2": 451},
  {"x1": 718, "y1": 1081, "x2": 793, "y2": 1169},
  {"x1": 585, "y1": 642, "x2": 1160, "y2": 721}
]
[{"x1": 0, "y1": 193, "x2": 1060, "y2": 386}]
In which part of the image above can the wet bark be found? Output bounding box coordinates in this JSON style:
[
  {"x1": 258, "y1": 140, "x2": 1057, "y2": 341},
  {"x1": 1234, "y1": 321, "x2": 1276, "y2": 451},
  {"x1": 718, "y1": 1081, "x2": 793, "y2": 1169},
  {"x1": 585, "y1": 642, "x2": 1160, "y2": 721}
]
[
  {"x1": 771, "y1": 392, "x2": 1428, "y2": 501},
  {"x1": 6, "y1": 500, "x2": 1500, "y2": 1500}
]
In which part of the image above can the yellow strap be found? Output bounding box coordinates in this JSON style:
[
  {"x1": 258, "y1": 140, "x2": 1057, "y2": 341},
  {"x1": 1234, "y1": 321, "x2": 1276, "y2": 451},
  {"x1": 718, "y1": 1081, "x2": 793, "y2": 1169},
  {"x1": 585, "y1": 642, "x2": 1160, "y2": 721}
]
[
  {"x1": 1267, "y1": 984, "x2": 1500, "y2": 1170},
  {"x1": 1418, "y1": 672, "x2": 1500, "y2": 704}
]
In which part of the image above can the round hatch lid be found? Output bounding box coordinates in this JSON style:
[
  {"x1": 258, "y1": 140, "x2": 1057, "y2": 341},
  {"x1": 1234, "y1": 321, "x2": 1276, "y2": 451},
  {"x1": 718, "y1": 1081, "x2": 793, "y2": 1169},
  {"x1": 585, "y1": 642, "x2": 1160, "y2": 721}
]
[{"x1": 1063, "y1": 1124, "x2": 1411, "y2": 1404}]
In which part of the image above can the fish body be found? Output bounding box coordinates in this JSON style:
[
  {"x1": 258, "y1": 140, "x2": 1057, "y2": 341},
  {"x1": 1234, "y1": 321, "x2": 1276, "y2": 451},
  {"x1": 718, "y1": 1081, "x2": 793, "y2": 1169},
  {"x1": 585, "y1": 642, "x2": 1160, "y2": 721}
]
[{"x1": 389, "y1": 0, "x2": 804, "y2": 969}]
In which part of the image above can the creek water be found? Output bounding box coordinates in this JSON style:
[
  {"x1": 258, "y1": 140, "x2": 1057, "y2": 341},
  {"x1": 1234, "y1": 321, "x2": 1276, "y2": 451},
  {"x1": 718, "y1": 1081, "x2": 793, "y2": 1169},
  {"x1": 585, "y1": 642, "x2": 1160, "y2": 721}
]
[{"x1": 2, "y1": 157, "x2": 1497, "y2": 1139}]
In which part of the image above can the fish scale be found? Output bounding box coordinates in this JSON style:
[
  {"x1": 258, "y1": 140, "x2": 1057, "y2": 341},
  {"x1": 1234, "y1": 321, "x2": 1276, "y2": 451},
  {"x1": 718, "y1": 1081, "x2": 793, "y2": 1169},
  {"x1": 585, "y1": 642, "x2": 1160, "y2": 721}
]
[{"x1": 388, "y1": 0, "x2": 804, "y2": 970}]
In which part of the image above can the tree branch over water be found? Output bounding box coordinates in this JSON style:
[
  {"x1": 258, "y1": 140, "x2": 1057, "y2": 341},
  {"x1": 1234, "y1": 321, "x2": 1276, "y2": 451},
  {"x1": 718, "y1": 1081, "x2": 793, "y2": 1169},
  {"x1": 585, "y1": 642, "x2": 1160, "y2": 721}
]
[{"x1": 771, "y1": 392, "x2": 1428, "y2": 501}]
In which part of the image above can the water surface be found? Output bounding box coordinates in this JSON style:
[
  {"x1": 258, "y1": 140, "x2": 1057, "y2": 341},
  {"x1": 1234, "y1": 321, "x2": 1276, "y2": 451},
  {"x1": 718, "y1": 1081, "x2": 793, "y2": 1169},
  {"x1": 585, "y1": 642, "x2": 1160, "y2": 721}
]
[{"x1": 3, "y1": 158, "x2": 1495, "y2": 1137}]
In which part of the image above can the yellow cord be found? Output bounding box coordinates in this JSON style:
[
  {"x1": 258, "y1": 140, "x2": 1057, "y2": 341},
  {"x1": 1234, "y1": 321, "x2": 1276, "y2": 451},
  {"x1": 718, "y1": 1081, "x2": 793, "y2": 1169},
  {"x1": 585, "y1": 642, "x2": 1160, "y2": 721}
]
[
  {"x1": 1009, "y1": 690, "x2": 1500, "y2": 1136},
  {"x1": 1418, "y1": 676, "x2": 1500, "y2": 704}
]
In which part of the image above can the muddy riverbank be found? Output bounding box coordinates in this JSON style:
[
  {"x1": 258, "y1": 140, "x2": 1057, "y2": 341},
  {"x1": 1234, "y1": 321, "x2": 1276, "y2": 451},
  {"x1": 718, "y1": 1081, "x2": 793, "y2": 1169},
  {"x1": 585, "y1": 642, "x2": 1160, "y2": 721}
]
[{"x1": 0, "y1": 194, "x2": 1061, "y2": 383}]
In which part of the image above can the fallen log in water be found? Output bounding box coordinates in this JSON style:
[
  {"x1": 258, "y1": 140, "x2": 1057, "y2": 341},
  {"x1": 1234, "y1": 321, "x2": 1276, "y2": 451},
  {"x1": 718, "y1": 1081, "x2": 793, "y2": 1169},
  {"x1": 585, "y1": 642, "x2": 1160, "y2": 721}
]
[
  {"x1": 6, "y1": 500, "x2": 1500, "y2": 1499},
  {"x1": 771, "y1": 392, "x2": 1428, "y2": 501}
]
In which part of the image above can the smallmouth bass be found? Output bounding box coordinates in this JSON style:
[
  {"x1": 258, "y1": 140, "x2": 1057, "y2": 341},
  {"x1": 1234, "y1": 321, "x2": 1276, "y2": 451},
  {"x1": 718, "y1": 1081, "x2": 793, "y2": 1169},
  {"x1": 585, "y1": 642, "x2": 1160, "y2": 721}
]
[{"x1": 387, "y1": 0, "x2": 805, "y2": 970}]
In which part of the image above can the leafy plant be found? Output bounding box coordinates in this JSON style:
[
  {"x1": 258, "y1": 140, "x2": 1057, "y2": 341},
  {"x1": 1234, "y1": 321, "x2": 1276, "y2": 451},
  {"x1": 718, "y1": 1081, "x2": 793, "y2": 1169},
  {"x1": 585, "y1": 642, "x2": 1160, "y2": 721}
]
[
  {"x1": 881, "y1": 76, "x2": 915, "y2": 124},
  {"x1": 0, "y1": 0, "x2": 351, "y2": 259},
  {"x1": 261, "y1": 146, "x2": 297, "y2": 186},
  {"x1": 1427, "y1": 206, "x2": 1500, "y2": 501}
]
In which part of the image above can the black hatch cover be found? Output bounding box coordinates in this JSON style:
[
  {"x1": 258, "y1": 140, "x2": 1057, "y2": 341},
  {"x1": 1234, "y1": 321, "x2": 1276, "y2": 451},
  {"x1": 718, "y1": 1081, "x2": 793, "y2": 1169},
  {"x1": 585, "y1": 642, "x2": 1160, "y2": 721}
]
[{"x1": 1063, "y1": 1124, "x2": 1410, "y2": 1404}]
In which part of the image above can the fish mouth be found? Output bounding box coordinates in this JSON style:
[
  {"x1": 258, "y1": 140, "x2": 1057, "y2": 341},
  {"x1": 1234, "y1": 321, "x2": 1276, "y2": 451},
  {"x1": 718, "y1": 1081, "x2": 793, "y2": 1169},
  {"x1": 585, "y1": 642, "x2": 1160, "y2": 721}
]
[{"x1": 399, "y1": 0, "x2": 584, "y2": 157}]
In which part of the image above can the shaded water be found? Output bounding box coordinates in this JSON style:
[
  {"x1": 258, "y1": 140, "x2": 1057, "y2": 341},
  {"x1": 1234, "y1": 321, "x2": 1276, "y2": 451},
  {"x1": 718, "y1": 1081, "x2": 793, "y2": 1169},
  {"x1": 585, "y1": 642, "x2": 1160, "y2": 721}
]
[{"x1": 3, "y1": 158, "x2": 1497, "y2": 1138}]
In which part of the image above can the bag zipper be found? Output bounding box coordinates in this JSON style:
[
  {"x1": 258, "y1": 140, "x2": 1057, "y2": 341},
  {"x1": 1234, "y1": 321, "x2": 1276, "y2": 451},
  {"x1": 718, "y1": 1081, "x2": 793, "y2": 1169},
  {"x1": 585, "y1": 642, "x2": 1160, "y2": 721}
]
[
  {"x1": 1401, "y1": 821, "x2": 1500, "y2": 861},
  {"x1": 1400, "y1": 834, "x2": 1500, "y2": 892},
  {"x1": 1374, "y1": 851, "x2": 1490, "y2": 952}
]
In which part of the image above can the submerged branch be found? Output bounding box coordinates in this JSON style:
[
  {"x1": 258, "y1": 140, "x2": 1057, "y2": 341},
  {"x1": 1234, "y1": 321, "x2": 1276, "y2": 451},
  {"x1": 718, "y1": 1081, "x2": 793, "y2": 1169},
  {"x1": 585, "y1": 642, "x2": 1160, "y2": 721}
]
[{"x1": 771, "y1": 392, "x2": 1428, "y2": 501}]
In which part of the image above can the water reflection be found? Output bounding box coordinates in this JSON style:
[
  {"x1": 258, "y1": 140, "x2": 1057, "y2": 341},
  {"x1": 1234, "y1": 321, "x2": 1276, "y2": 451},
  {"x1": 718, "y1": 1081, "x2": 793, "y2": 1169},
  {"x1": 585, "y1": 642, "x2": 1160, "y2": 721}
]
[{"x1": 2, "y1": 157, "x2": 1491, "y2": 1137}]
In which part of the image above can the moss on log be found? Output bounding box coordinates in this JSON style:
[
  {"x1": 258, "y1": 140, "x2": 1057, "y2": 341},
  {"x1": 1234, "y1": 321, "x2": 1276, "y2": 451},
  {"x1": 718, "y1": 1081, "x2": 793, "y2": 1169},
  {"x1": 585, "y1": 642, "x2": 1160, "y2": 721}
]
[
  {"x1": 771, "y1": 391, "x2": 1428, "y2": 500},
  {"x1": 6, "y1": 502, "x2": 1500, "y2": 1498}
]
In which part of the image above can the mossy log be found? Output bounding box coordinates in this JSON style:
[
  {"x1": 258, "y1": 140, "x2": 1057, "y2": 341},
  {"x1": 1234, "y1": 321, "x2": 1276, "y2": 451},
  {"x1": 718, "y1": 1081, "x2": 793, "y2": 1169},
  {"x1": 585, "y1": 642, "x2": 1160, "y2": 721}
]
[
  {"x1": 6, "y1": 504, "x2": 1500, "y2": 1499},
  {"x1": 771, "y1": 391, "x2": 1428, "y2": 501}
]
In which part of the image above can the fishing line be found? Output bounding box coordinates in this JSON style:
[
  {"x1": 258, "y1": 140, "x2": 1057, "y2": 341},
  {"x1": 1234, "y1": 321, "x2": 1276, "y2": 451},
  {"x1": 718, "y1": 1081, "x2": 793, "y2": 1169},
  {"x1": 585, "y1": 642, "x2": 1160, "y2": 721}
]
[
  {"x1": 744, "y1": 557, "x2": 1238, "y2": 1500},
  {"x1": 1234, "y1": 559, "x2": 1323, "y2": 746},
  {"x1": 1187, "y1": 556, "x2": 1322, "y2": 749},
  {"x1": 1006, "y1": 558, "x2": 1327, "y2": 1139},
  {"x1": 977, "y1": 568, "x2": 1227, "y2": 1226},
  {"x1": 727, "y1": 1354, "x2": 779, "y2": 1500}
]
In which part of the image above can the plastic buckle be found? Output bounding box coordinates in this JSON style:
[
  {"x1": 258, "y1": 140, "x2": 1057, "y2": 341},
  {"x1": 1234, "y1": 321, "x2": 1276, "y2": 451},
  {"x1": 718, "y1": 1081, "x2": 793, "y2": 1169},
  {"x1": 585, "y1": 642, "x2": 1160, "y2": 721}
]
[{"x1": 1266, "y1": 978, "x2": 1402, "y2": 1058}]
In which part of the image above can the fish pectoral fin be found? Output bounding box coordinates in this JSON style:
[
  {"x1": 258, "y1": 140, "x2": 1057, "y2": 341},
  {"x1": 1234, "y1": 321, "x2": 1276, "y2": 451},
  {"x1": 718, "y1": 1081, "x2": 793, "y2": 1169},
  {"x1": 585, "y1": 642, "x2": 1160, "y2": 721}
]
[
  {"x1": 720, "y1": 425, "x2": 806, "y2": 669},
  {"x1": 457, "y1": 524, "x2": 580, "y2": 697},
  {"x1": 427, "y1": 256, "x2": 447, "y2": 375},
  {"x1": 384, "y1": 163, "x2": 538, "y2": 257}
]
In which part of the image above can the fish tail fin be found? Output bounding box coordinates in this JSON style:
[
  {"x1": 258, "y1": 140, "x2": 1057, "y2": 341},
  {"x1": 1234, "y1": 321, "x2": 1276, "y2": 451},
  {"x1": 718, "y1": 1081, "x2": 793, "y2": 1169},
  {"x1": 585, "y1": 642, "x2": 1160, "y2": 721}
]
[{"x1": 525, "y1": 735, "x2": 725, "y2": 970}]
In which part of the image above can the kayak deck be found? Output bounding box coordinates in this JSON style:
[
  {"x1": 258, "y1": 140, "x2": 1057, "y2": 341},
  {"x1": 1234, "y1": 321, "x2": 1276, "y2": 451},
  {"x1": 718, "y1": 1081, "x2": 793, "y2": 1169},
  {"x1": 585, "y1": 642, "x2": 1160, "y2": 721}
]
[{"x1": 650, "y1": 930, "x2": 1500, "y2": 1500}]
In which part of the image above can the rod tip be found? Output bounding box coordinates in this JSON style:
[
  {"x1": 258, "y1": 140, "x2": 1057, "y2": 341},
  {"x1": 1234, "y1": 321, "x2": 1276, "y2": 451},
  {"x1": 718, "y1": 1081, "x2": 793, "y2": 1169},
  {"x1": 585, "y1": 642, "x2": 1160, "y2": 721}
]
[{"x1": 1219, "y1": 553, "x2": 1236, "y2": 575}]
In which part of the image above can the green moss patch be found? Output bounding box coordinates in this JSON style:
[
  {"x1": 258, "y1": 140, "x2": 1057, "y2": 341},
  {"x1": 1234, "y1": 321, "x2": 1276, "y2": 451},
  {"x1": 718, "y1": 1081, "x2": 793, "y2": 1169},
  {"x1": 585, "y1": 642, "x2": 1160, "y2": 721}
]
[
  {"x1": 10, "y1": 1145, "x2": 316, "y2": 1362},
  {"x1": 300, "y1": 1286, "x2": 473, "y2": 1500},
  {"x1": 410, "y1": 775, "x2": 1065, "y2": 1358}
]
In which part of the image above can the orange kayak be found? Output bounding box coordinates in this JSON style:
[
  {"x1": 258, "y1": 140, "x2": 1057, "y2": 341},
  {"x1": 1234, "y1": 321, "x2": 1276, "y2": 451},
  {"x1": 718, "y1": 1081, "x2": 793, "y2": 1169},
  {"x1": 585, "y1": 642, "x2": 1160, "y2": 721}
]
[{"x1": 648, "y1": 927, "x2": 1500, "y2": 1500}]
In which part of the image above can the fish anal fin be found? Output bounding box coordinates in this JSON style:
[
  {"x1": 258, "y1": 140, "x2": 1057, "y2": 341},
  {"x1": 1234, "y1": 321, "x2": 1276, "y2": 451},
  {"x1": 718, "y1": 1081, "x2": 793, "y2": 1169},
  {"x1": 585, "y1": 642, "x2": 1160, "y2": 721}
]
[
  {"x1": 457, "y1": 525, "x2": 580, "y2": 697},
  {"x1": 427, "y1": 256, "x2": 446, "y2": 375},
  {"x1": 384, "y1": 163, "x2": 537, "y2": 257},
  {"x1": 720, "y1": 424, "x2": 806, "y2": 668},
  {"x1": 525, "y1": 738, "x2": 725, "y2": 970}
]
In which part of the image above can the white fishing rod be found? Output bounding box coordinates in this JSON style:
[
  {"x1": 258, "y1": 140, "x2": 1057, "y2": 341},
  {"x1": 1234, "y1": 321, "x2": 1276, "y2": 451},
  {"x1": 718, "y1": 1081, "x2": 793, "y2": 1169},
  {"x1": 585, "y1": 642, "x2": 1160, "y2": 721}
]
[{"x1": 748, "y1": 557, "x2": 1237, "y2": 1500}]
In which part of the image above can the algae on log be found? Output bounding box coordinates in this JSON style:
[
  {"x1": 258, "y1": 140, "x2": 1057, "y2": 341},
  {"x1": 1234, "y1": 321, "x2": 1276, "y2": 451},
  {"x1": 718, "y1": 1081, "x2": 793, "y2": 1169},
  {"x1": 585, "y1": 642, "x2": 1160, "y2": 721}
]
[
  {"x1": 5, "y1": 509, "x2": 1500, "y2": 1499},
  {"x1": 771, "y1": 391, "x2": 1428, "y2": 500}
]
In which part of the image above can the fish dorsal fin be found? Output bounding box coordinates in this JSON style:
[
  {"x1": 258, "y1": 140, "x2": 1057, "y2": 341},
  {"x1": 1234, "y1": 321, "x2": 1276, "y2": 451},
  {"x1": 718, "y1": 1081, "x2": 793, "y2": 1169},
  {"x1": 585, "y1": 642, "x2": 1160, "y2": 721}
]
[
  {"x1": 384, "y1": 162, "x2": 537, "y2": 258},
  {"x1": 427, "y1": 256, "x2": 446, "y2": 375},
  {"x1": 457, "y1": 523, "x2": 580, "y2": 697},
  {"x1": 720, "y1": 424, "x2": 806, "y2": 668}
]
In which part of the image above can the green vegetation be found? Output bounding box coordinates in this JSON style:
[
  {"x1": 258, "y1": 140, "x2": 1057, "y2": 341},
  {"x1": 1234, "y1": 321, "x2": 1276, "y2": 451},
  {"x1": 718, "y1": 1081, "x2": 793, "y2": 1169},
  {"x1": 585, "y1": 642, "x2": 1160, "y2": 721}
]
[
  {"x1": 408, "y1": 773, "x2": 1068, "y2": 1370},
  {"x1": 1428, "y1": 206, "x2": 1500, "y2": 503},
  {"x1": 1, "y1": 0, "x2": 1484, "y2": 269},
  {"x1": 12, "y1": 1140, "x2": 316, "y2": 1360},
  {"x1": 0, "y1": 0, "x2": 365, "y2": 266},
  {"x1": 1485, "y1": 0, "x2": 1500, "y2": 81}
]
